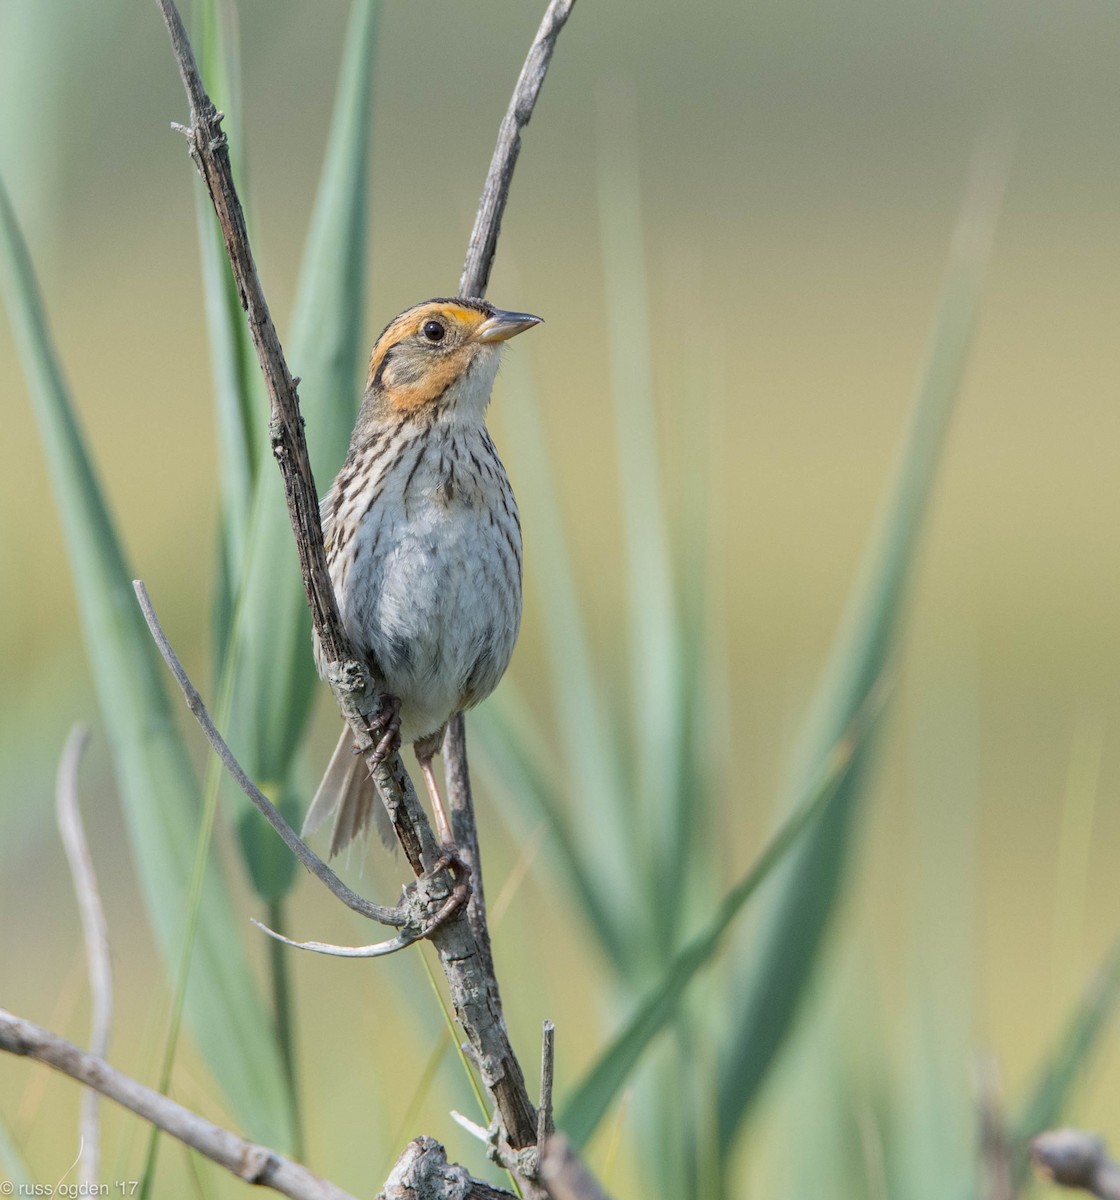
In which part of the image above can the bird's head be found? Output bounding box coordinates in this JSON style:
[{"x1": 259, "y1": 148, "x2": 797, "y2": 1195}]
[{"x1": 362, "y1": 297, "x2": 541, "y2": 423}]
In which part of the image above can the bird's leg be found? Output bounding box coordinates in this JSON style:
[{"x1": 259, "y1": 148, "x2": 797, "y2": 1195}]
[
  {"x1": 412, "y1": 736, "x2": 472, "y2": 927},
  {"x1": 417, "y1": 748, "x2": 455, "y2": 847},
  {"x1": 357, "y1": 693, "x2": 401, "y2": 765}
]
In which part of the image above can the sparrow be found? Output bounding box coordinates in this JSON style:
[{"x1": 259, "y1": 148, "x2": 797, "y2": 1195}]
[{"x1": 303, "y1": 297, "x2": 541, "y2": 856}]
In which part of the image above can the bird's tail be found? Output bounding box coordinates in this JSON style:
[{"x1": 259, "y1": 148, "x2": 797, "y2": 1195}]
[{"x1": 303, "y1": 726, "x2": 395, "y2": 856}]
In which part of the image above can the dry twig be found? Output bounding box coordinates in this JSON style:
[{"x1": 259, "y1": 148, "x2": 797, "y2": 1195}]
[
  {"x1": 445, "y1": 0, "x2": 578, "y2": 1079},
  {"x1": 150, "y1": 0, "x2": 581, "y2": 1158},
  {"x1": 538, "y1": 1021, "x2": 556, "y2": 1151},
  {"x1": 55, "y1": 725, "x2": 112, "y2": 1185},
  {"x1": 0, "y1": 3, "x2": 592, "y2": 1197},
  {"x1": 134, "y1": 580, "x2": 416, "y2": 942},
  {"x1": 0, "y1": 1010, "x2": 357, "y2": 1200},
  {"x1": 459, "y1": 0, "x2": 578, "y2": 297}
]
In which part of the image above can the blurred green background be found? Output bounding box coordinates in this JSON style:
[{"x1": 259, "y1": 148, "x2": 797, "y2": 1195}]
[{"x1": 2, "y1": 0, "x2": 1120, "y2": 1196}]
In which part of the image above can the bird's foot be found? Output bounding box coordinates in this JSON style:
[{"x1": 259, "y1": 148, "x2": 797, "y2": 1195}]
[
  {"x1": 353, "y1": 693, "x2": 401, "y2": 765},
  {"x1": 414, "y1": 847, "x2": 472, "y2": 935}
]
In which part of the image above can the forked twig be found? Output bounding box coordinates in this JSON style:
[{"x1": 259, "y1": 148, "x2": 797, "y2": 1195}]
[
  {"x1": 55, "y1": 725, "x2": 112, "y2": 1185},
  {"x1": 134, "y1": 579, "x2": 412, "y2": 937},
  {"x1": 0, "y1": 1010, "x2": 357, "y2": 1200},
  {"x1": 151, "y1": 0, "x2": 578, "y2": 1157}
]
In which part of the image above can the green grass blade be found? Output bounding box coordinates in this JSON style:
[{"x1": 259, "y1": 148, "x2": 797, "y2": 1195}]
[
  {"x1": 558, "y1": 670, "x2": 886, "y2": 1148},
  {"x1": 892, "y1": 643, "x2": 979, "y2": 1200},
  {"x1": 1007, "y1": 938, "x2": 1120, "y2": 1185},
  {"x1": 713, "y1": 135, "x2": 1009, "y2": 1154},
  {"x1": 596, "y1": 88, "x2": 687, "y2": 944},
  {"x1": 495, "y1": 352, "x2": 637, "y2": 955},
  {"x1": 470, "y1": 692, "x2": 627, "y2": 965},
  {"x1": 220, "y1": 0, "x2": 378, "y2": 893},
  {"x1": 0, "y1": 175, "x2": 294, "y2": 1151},
  {"x1": 287, "y1": 0, "x2": 378, "y2": 483}
]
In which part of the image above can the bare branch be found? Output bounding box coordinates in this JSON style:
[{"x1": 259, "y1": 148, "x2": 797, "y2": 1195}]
[
  {"x1": 55, "y1": 725, "x2": 112, "y2": 1186},
  {"x1": 152, "y1": 0, "x2": 562, "y2": 1152},
  {"x1": 444, "y1": 716, "x2": 496, "y2": 984},
  {"x1": 133, "y1": 580, "x2": 411, "y2": 933},
  {"x1": 0, "y1": 1009, "x2": 357, "y2": 1200},
  {"x1": 447, "y1": 0, "x2": 577, "y2": 999},
  {"x1": 442, "y1": 0, "x2": 580, "y2": 1151},
  {"x1": 537, "y1": 1021, "x2": 555, "y2": 1152},
  {"x1": 1032, "y1": 1130, "x2": 1120, "y2": 1200},
  {"x1": 458, "y1": 0, "x2": 579, "y2": 297}
]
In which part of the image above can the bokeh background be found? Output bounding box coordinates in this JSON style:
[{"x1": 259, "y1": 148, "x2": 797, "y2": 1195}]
[{"x1": 2, "y1": 0, "x2": 1120, "y2": 1196}]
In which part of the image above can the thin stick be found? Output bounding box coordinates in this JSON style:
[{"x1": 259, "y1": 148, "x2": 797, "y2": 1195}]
[
  {"x1": 0, "y1": 1010, "x2": 358, "y2": 1200},
  {"x1": 458, "y1": 0, "x2": 578, "y2": 297},
  {"x1": 445, "y1": 0, "x2": 579, "y2": 1080},
  {"x1": 55, "y1": 726, "x2": 112, "y2": 1186},
  {"x1": 133, "y1": 580, "x2": 408, "y2": 933},
  {"x1": 445, "y1": 717, "x2": 496, "y2": 984},
  {"x1": 537, "y1": 1021, "x2": 555, "y2": 1151},
  {"x1": 152, "y1": 0, "x2": 559, "y2": 1151}
]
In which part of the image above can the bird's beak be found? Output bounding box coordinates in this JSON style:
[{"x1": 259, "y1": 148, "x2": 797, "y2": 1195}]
[{"x1": 474, "y1": 309, "x2": 543, "y2": 344}]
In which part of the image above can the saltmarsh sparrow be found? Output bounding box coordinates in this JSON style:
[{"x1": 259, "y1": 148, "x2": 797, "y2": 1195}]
[{"x1": 303, "y1": 298, "x2": 541, "y2": 855}]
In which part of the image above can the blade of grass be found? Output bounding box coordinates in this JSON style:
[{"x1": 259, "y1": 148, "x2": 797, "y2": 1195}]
[
  {"x1": 559, "y1": 664, "x2": 888, "y2": 1147},
  {"x1": 713, "y1": 130, "x2": 1010, "y2": 1155},
  {"x1": 0, "y1": 175, "x2": 294, "y2": 1151},
  {"x1": 893, "y1": 635, "x2": 979, "y2": 1200},
  {"x1": 470, "y1": 692, "x2": 626, "y2": 966},
  {"x1": 596, "y1": 84, "x2": 687, "y2": 950},
  {"x1": 495, "y1": 351, "x2": 637, "y2": 958}
]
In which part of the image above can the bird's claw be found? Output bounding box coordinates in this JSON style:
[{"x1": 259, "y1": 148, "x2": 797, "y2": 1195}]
[
  {"x1": 353, "y1": 693, "x2": 402, "y2": 765},
  {"x1": 414, "y1": 847, "x2": 472, "y2": 935}
]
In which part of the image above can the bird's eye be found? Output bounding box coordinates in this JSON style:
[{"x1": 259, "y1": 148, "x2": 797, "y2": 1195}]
[{"x1": 422, "y1": 320, "x2": 446, "y2": 343}]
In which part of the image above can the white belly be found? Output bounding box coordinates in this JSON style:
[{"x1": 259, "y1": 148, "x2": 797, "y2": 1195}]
[{"x1": 328, "y1": 429, "x2": 522, "y2": 746}]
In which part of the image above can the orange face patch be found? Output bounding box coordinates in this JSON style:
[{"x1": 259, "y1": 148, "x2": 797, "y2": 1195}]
[
  {"x1": 364, "y1": 302, "x2": 490, "y2": 398},
  {"x1": 382, "y1": 349, "x2": 474, "y2": 414}
]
